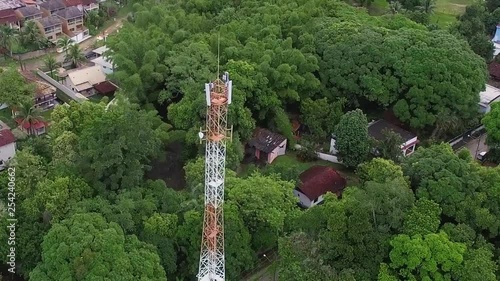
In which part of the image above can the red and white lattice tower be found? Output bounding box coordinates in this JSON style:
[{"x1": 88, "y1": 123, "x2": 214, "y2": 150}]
[{"x1": 197, "y1": 72, "x2": 233, "y2": 281}]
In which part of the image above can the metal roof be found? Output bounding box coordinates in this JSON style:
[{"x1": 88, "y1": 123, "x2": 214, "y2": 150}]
[{"x1": 479, "y1": 85, "x2": 500, "y2": 105}]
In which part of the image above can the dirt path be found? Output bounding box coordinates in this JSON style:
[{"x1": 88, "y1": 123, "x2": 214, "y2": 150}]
[{"x1": 23, "y1": 17, "x2": 125, "y2": 70}]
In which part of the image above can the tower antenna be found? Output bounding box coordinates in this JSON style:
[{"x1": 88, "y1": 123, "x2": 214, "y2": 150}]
[{"x1": 217, "y1": 33, "x2": 220, "y2": 79}]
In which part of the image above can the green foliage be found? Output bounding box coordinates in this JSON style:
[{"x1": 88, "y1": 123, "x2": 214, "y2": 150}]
[
  {"x1": 384, "y1": 232, "x2": 466, "y2": 280},
  {"x1": 357, "y1": 158, "x2": 404, "y2": 183},
  {"x1": 300, "y1": 97, "x2": 345, "y2": 141},
  {"x1": 372, "y1": 129, "x2": 403, "y2": 162},
  {"x1": 402, "y1": 198, "x2": 441, "y2": 236},
  {"x1": 334, "y1": 109, "x2": 370, "y2": 167},
  {"x1": 30, "y1": 213, "x2": 167, "y2": 280},
  {"x1": 0, "y1": 67, "x2": 34, "y2": 106},
  {"x1": 483, "y1": 102, "x2": 500, "y2": 162}
]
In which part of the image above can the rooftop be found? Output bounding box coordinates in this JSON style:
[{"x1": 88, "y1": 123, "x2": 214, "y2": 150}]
[
  {"x1": 94, "y1": 80, "x2": 117, "y2": 95},
  {"x1": 64, "y1": 0, "x2": 95, "y2": 6},
  {"x1": 0, "y1": 9, "x2": 18, "y2": 24},
  {"x1": 55, "y1": 6, "x2": 81, "y2": 19},
  {"x1": 16, "y1": 6, "x2": 42, "y2": 17},
  {"x1": 0, "y1": 0, "x2": 24, "y2": 10},
  {"x1": 91, "y1": 56, "x2": 112, "y2": 69},
  {"x1": 37, "y1": 15, "x2": 62, "y2": 28},
  {"x1": 0, "y1": 129, "x2": 15, "y2": 147},
  {"x1": 248, "y1": 128, "x2": 286, "y2": 153},
  {"x1": 67, "y1": 65, "x2": 106, "y2": 87},
  {"x1": 19, "y1": 70, "x2": 56, "y2": 98},
  {"x1": 488, "y1": 61, "x2": 500, "y2": 80},
  {"x1": 480, "y1": 84, "x2": 500, "y2": 105},
  {"x1": 39, "y1": 0, "x2": 66, "y2": 11},
  {"x1": 92, "y1": 45, "x2": 108, "y2": 55},
  {"x1": 368, "y1": 119, "x2": 416, "y2": 143},
  {"x1": 297, "y1": 166, "x2": 346, "y2": 200}
]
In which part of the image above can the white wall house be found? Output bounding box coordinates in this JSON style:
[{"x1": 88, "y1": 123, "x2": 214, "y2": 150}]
[
  {"x1": 0, "y1": 129, "x2": 16, "y2": 170},
  {"x1": 368, "y1": 119, "x2": 418, "y2": 157},
  {"x1": 295, "y1": 166, "x2": 346, "y2": 208},
  {"x1": 91, "y1": 56, "x2": 114, "y2": 74}
]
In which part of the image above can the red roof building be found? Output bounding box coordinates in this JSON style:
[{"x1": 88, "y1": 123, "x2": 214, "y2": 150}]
[
  {"x1": 94, "y1": 81, "x2": 118, "y2": 95},
  {"x1": 0, "y1": 129, "x2": 15, "y2": 147},
  {"x1": 294, "y1": 166, "x2": 346, "y2": 208},
  {"x1": 0, "y1": 9, "x2": 20, "y2": 27},
  {"x1": 0, "y1": 128, "x2": 17, "y2": 170},
  {"x1": 15, "y1": 118, "x2": 48, "y2": 136},
  {"x1": 489, "y1": 62, "x2": 500, "y2": 81}
]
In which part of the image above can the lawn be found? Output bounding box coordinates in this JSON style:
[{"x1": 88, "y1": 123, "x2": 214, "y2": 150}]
[{"x1": 431, "y1": 0, "x2": 472, "y2": 28}]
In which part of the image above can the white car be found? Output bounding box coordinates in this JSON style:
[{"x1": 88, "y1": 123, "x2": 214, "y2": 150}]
[{"x1": 477, "y1": 151, "x2": 488, "y2": 161}]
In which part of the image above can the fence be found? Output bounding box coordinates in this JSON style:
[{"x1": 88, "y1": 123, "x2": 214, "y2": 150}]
[
  {"x1": 36, "y1": 70, "x2": 88, "y2": 103},
  {"x1": 241, "y1": 248, "x2": 278, "y2": 280},
  {"x1": 12, "y1": 48, "x2": 55, "y2": 61},
  {"x1": 294, "y1": 144, "x2": 343, "y2": 164},
  {"x1": 448, "y1": 125, "x2": 485, "y2": 150}
]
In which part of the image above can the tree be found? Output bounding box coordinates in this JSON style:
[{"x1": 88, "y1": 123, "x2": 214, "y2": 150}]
[
  {"x1": 382, "y1": 232, "x2": 466, "y2": 280},
  {"x1": 20, "y1": 21, "x2": 44, "y2": 48},
  {"x1": 0, "y1": 25, "x2": 18, "y2": 57},
  {"x1": 371, "y1": 129, "x2": 403, "y2": 162},
  {"x1": 300, "y1": 97, "x2": 345, "y2": 140},
  {"x1": 402, "y1": 198, "x2": 441, "y2": 236},
  {"x1": 43, "y1": 55, "x2": 58, "y2": 79},
  {"x1": 482, "y1": 102, "x2": 500, "y2": 162},
  {"x1": 57, "y1": 37, "x2": 72, "y2": 56},
  {"x1": 334, "y1": 109, "x2": 370, "y2": 168},
  {"x1": 14, "y1": 100, "x2": 45, "y2": 136},
  {"x1": 30, "y1": 213, "x2": 167, "y2": 280},
  {"x1": 320, "y1": 25, "x2": 487, "y2": 131},
  {"x1": 357, "y1": 158, "x2": 404, "y2": 183},
  {"x1": 0, "y1": 67, "x2": 34, "y2": 106},
  {"x1": 65, "y1": 44, "x2": 85, "y2": 68}
]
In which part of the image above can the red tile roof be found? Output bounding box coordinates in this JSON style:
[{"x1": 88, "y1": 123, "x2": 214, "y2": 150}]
[
  {"x1": 0, "y1": 9, "x2": 19, "y2": 24},
  {"x1": 0, "y1": 129, "x2": 15, "y2": 147},
  {"x1": 64, "y1": 0, "x2": 82, "y2": 6},
  {"x1": 298, "y1": 166, "x2": 346, "y2": 200},
  {"x1": 15, "y1": 118, "x2": 47, "y2": 130},
  {"x1": 489, "y1": 62, "x2": 500, "y2": 81},
  {"x1": 94, "y1": 81, "x2": 117, "y2": 95}
]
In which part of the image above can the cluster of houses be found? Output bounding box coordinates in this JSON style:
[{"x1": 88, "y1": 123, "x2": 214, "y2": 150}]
[{"x1": 0, "y1": 0, "x2": 100, "y2": 43}]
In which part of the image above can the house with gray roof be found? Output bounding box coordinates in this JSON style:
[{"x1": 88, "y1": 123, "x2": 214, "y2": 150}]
[
  {"x1": 39, "y1": 0, "x2": 66, "y2": 16},
  {"x1": 35, "y1": 16, "x2": 62, "y2": 42},
  {"x1": 56, "y1": 6, "x2": 88, "y2": 42},
  {"x1": 15, "y1": 6, "x2": 42, "y2": 23}
]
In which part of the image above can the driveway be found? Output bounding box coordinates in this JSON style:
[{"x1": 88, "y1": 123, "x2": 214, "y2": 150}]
[
  {"x1": 465, "y1": 133, "x2": 488, "y2": 159},
  {"x1": 23, "y1": 18, "x2": 125, "y2": 71}
]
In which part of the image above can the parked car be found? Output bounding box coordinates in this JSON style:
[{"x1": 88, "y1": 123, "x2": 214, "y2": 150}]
[{"x1": 477, "y1": 151, "x2": 488, "y2": 162}]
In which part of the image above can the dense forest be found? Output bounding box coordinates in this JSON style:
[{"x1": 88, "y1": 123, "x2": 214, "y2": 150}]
[{"x1": 1, "y1": 0, "x2": 499, "y2": 280}]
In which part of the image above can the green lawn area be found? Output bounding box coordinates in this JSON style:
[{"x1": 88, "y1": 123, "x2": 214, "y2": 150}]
[
  {"x1": 431, "y1": 0, "x2": 472, "y2": 28},
  {"x1": 40, "y1": 108, "x2": 53, "y2": 121},
  {"x1": 369, "y1": 0, "x2": 390, "y2": 15}
]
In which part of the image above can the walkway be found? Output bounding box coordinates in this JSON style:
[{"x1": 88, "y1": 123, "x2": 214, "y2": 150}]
[{"x1": 24, "y1": 18, "x2": 124, "y2": 70}]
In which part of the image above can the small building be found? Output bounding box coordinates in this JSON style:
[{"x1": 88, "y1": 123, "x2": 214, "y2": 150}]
[
  {"x1": 93, "y1": 80, "x2": 118, "y2": 96},
  {"x1": 19, "y1": 70, "x2": 57, "y2": 110},
  {"x1": 488, "y1": 62, "x2": 500, "y2": 81},
  {"x1": 62, "y1": 65, "x2": 106, "y2": 97},
  {"x1": 0, "y1": 9, "x2": 21, "y2": 30},
  {"x1": 248, "y1": 128, "x2": 286, "y2": 164},
  {"x1": 64, "y1": 0, "x2": 98, "y2": 13},
  {"x1": 368, "y1": 119, "x2": 418, "y2": 157},
  {"x1": 56, "y1": 6, "x2": 88, "y2": 43},
  {"x1": 0, "y1": 128, "x2": 16, "y2": 170},
  {"x1": 35, "y1": 16, "x2": 63, "y2": 42},
  {"x1": 91, "y1": 56, "x2": 113, "y2": 74},
  {"x1": 479, "y1": 85, "x2": 500, "y2": 113},
  {"x1": 15, "y1": 118, "x2": 48, "y2": 136},
  {"x1": 293, "y1": 166, "x2": 346, "y2": 208},
  {"x1": 39, "y1": 0, "x2": 66, "y2": 16},
  {"x1": 15, "y1": 6, "x2": 43, "y2": 24}
]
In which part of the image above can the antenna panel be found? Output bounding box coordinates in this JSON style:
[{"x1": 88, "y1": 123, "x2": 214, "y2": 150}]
[
  {"x1": 205, "y1": 83, "x2": 211, "y2": 106},
  {"x1": 227, "y1": 81, "x2": 232, "y2": 105}
]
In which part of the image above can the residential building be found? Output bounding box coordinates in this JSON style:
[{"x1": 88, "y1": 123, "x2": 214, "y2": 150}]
[
  {"x1": 247, "y1": 128, "x2": 287, "y2": 164},
  {"x1": 56, "y1": 6, "x2": 88, "y2": 43},
  {"x1": 35, "y1": 15, "x2": 62, "y2": 42},
  {"x1": 15, "y1": 6, "x2": 43, "y2": 24},
  {"x1": 91, "y1": 56, "x2": 113, "y2": 74},
  {"x1": 19, "y1": 0, "x2": 36, "y2": 6},
  {"x1": 15, "y1": 119, "x2": 48, "y2": 136},
  {"x1": 0, "y1": 128, "x2": 16, "y2": 170},
  {"x1": 94, "y1": 80, "x2": 118, "y2": 96},
  {"x1": 0, "y1": 9, "x2": 20, "y2": 30},
  {"x1": 368, "y1": 119, "x2": 418, "y2": 157},
  {"x1": 39, "y1": 0, "x2": 66, "y2": 16},
  {"x1": 62, "y1": 65, "x2": 106, "y2": 97},
  {"x1": 0, "y1": 0, "x2": 25, "y2": 10},
  {"x1": 488, "y1": 62, "x2": 500, "y2": 81},
  {"x1": 479, "y1": 85, "x2": 500, "y2": 114},
  {"x1": 64, "y1": 0, "x2": 98, "y2": 13},
  {"x1": 293, "y1": 166, "x2": 346, "y2": 208},
  {"x1": 19, "y1": 70, "x2": 57, "y2": 110}
]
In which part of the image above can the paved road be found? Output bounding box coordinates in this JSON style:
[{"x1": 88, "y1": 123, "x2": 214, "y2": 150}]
[
  {"x1": 466, "y1": 133, "x2": 488, "y2": 159},
  {"x1": 23, "y1": 18, "x2": 124, "y2": 70}
]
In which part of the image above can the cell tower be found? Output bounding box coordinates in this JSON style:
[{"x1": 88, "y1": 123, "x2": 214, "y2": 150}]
[{"x1": 197, "y1": 71, "x2": 233, "y2": 281}]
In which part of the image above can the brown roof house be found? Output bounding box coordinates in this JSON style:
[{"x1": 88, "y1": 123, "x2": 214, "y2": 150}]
[
  {"x1": 19, "y1": 70, "x2": 56, "y2": 110},
  {"x1": 64, "y1": 0, "x2": 98, "y2": 13},
  {"x1": 294, "y1": 166, "x2": 347, "y2": 208},
  {"x1": 39, "y1": 0, "x2": 66, "y2": 16},
  {"x1": 0, "y1": 9, "x2": 20, "y2": 30},
  {"x1": 248, "y1": 128, "x2": 286, "y2": 164},
  {"x1": 15, "y1": 6, "x2": 43, "y2": 24},
  {"x1": 35, "y1": 15, "x2": 63, "y2": 42}
]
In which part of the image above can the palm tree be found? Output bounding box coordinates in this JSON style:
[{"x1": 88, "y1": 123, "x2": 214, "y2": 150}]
[
  {"x1": 57, "y1": 37, "x2": 72, "y2": 55},
  {"x1": 14, "y1": 101, "x2": 44, "y2": 136},
  {"x1": 417, "y1": 0, "x2": 436, "y2": 14},
  {"x1": 65, "y1": 44, "x2": 85, "y2": 68},
  {"x1": 44, "y1": 55, "x2": 58, "y2": 79},
  {"x1": 21, "y1": 21, "x2": 43, "y2": 48},
  {"x1": 389, "y1": 1, "x2": 403, "y2": 14},
  {"x1": 0, "y1": 26, "x2": 19, "y2": 57}
]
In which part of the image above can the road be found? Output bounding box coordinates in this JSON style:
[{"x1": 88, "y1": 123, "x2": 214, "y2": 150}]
[
  {"x1": 466, "y1": 133, "x2": 488, "y2": 159},
  {"x1": 23, "y1": 18, "x2": 124, "y2": 70}
]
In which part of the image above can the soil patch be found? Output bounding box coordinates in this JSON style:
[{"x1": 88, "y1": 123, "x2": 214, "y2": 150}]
[{"x1": 146, "y1": 141, "x2": 186, "y2": 190}]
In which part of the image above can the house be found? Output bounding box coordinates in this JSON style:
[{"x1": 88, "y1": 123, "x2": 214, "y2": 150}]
[
  {"x1": 0, "y1": 0, "x2": 25, "y2": 10},
  {"x1": 19, "y1": 70, "x2": 57, "y2": 110},
  {"x1": 488, "y1": 62, "x2": 500, "y2": 81},
  {"x1": 64, "y1": 0, "x2": 98, "y2": 13},
  {"x1": 0, "y1": 9, "x2": 20, "y2": 30},
  {"x1": 15, "y1": 119, "x2": 48, "y2": 136},
  {"x1": 293, "y1": 166, "x2": 346, "y2": 208},
  {"x1": 91, "y1": 56, "x2": 113, "y2": 74},
  {"x1": 56, "y1": 6, "x2": 89, "y2": 43},
  {"x1": 0, "y1": 128, "x2": 16, "y2": 170},
  {"x1": 15, "y1": 6, "x2": 43, "y2": 24},
  {"x1": 35, "y1": 16, "x2": 62, "y2": 42},
  {"x1": 368, "y1": 119, "x2": 418, "y2": 157},
  {"x1": 94, "y1": 80, "x2": 118, "y2": 95},
  {"x1": 91, "y1": 45, "x2": 108, "y2": 57},
  {"x1": 479, "y1": 85, "x2": 500, "y2": 113},
  {"x1": 247, "y1": 128, "x2": 286, "y2": 164},
  {"x1": 62, "y1": 65, "x2": 106, "y2": 96},
  {"x1": 39, "y1": 0, "x2": 66, "y2": 16}
]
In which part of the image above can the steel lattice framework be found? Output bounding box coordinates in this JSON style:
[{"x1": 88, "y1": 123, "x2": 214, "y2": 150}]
[{"x1": 197, "y1": 72, "x2": 233, "y2": 281}]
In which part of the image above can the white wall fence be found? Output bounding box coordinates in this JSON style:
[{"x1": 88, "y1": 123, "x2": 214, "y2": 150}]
[{"x1": 294, "y1": 144, "x2": 342, "y2": 164}]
